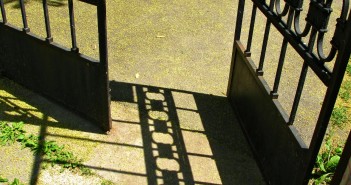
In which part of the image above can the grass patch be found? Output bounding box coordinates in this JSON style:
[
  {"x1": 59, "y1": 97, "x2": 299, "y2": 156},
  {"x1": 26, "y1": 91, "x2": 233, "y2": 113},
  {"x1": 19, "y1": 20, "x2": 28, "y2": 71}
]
[
  {"x1": 330, "y1": 106, "x2": 348, "y2": 127},
  {"x1": 311, "y1": 136, "x2": 343, "y2": 184},
  {"x1": 346, "y1": 63, "x2": 351, "y2": 76},
  {"x1": 0, "y1": 176, "x2": 24, "y2": 185},
  {"x1": 0, "y1": 121, "x2": 92, "y2": 175},
  {"x1": 311, "y1": 66, "x2": 351, "y2": 184},
  {"x1": 340, "y1": 81, "x2": 351, "y2": 101},
  {"x1": 101, "y1": 179, "x2": 115, "y2": 185}
]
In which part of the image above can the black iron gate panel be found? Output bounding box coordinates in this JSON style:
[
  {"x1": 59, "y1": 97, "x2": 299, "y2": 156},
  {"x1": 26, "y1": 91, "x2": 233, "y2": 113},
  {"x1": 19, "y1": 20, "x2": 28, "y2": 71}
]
[
  {"x1": 0, "y1": 0, "x2": 111, "y2": 131},
  {"x1": 228, "y1": 0, "x2": 351, "y2": 184}
]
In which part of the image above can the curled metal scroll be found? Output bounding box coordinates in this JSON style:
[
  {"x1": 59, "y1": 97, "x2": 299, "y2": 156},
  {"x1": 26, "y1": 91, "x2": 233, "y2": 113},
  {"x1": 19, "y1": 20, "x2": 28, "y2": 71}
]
[
  {"x1": 292, "y1": 0, "x2": 311, "y2": 37},
  {"x1": 270, "y1": 0, "x2": 349, "y2": 62},
  {"x1": 316, "y1": 0, "x2": 349, "y2": 62},
  {"x1": 275, "y1": 0, "x2": 290, "y2": 17},
  {"x1": 283, "y1": 0, "x2": 350, "y2": 62},
  {"x1": 277, "y1": 0, "x2": 312, "y2": 37}
]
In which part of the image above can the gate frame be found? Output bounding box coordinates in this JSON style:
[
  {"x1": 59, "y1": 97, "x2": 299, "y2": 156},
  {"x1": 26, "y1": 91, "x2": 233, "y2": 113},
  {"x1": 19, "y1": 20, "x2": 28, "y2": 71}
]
[
  {"x1": 227, "y1": 0, "x2": 351, "y2": 184},
  {"x1": 0, "y1": 0, "x2": 111, "y2": 131}
]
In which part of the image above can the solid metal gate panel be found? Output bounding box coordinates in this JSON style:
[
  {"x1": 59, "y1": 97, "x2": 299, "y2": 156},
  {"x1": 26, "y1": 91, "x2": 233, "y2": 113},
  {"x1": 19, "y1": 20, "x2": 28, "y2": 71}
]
[
  {"x1": 0, "y1": 0, "x2": 111, "y2": 131},
  {"x1": 228, "y1": 0, "x2": 351, "y2": 184}
]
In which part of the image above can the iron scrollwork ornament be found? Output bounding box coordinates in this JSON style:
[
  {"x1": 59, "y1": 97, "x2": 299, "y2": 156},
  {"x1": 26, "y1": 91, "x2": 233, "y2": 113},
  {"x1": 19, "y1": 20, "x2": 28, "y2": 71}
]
[{"x1": 272, "y1": 0, "x2": 350, "y2": 62}]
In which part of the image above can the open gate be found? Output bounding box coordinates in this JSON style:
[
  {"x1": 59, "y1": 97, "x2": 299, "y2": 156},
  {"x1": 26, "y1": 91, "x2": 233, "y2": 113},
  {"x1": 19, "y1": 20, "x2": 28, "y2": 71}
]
[
  {"x1": 228, "y1": 0, "x2": 351, "y2": 184},
  {"x1": 0, "y1": 0, "x2": 111, "y2": 131},
  {"x1": 1, "y1": 0, "x2": 351, "y2": 184}
]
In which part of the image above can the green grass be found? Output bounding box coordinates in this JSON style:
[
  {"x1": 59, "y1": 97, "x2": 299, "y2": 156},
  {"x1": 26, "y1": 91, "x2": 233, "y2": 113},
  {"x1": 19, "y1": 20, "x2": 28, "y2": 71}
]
[
  {"x1": 330, "y1": 106, "x2": 348, "y2": 127},
  {"x1": 0, "y1": 176, "x2": 8, "y2": 183},
  {"x1": 346, "y1": 63, "x2": 351, "y2": 76},
  {"x1": 311, "y1": 136, "x2": 343, "y2": 184},
  {"x1": 0, "y1": 176, "x2": 24, "y2": 185},
  {"x1": 311, "y1": 62, "x2": 351, "y2": 184},
  {"x1": 340, "y1": 81, "x2": 351, "y2": 101},
  {"x1": 101, "y1": 179, "x2": 115, "y2": 185},
  {"x1": 0, "y1": 121, "x2": 92, "y2": 175}
]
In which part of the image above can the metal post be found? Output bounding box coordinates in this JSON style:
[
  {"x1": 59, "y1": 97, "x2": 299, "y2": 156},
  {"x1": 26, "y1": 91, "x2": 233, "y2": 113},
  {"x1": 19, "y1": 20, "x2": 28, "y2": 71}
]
[{"x1": 97, "y1": 0, "x2": 111, "y2": 131}]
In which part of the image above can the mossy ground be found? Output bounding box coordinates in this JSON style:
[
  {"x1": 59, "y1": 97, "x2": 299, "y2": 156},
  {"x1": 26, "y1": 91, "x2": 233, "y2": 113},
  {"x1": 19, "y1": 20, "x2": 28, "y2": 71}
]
[{"x1": 0, "y1": 78, "x2": 114, "y2": 184}]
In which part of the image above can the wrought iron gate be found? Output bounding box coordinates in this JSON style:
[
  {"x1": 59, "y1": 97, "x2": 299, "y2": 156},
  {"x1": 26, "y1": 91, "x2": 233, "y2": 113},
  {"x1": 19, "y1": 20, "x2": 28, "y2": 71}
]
[
  {"x1": 228, "y1": 0, "x2": 351, "y2": 184},
  {"x1": 0, "y1": 0, "x2": 111, "y2": 131}
]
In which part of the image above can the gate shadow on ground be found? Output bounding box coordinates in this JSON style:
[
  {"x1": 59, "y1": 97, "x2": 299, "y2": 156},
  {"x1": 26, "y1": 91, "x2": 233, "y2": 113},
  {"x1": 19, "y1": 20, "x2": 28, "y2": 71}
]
[
  {"x1": 108, "y1": 80, "x2": 265, "y2": 184},
  {"x1": 0, "y1": 77, "x2": 265, "y2": 184},
  {"x1": 0, "y1": 77, "x2": 105, "y2": 184}
]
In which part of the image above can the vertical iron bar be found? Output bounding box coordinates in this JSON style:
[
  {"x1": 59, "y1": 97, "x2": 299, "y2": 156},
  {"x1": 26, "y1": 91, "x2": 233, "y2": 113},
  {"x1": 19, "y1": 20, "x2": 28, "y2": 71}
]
[
  {"x1": 234, "y1": 0, "x2": 246, "y2": 41},
  {"x1": 271, "y1": 7, "x2": 294, "y2": 98},
  {"x1": 43, "y1": 0, "x2": 53, "y2": 42},
  {"x1": 288, "y1": 29, "x2": 318, "y2": 125},
  {"x1": 19, "y1": 0, "x2": 30, "y2": 32},
  {"x1": 257, "y1": 0, "x2": 275, "y2": 75},
  {"x1": 257, "y1": 20, "x2": 271, "y2": 75},
  {"x1": 0, "y1": 0, "x2": 7, "y2": 24},
  {"x1": 68, "y1": 0, "x2": 78, "y2": 52},
  {"x1": 245, "y1": 5, "x2": 257, "y2": 56},
  {"x1": 97, "y1": 0, "x2": 111, "y2": 130}
]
